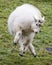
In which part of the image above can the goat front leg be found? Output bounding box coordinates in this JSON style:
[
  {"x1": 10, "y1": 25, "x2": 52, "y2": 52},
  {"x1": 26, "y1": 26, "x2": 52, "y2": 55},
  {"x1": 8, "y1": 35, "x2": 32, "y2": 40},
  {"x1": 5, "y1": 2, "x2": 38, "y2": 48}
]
[{"x1": 13, "y1": 31, "x2": 22, "y2": 45}]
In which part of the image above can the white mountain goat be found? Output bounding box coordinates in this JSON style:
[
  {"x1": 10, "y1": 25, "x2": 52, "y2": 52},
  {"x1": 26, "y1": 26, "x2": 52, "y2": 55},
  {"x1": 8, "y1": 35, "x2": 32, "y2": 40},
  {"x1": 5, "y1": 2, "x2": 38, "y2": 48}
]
[{"x1": 7, "y1": 4, "x2": 45, "y2": 57}]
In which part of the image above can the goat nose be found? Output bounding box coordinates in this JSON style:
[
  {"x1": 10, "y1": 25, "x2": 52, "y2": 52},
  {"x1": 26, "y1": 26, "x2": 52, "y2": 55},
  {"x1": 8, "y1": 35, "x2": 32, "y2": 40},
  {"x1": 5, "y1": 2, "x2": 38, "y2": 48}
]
[
  {"x1": 35, "y1": 32, "x2": 38, "y2": 34},
  {"x1": 39, "y1": 24, "x2": 41, "y2": 27}
]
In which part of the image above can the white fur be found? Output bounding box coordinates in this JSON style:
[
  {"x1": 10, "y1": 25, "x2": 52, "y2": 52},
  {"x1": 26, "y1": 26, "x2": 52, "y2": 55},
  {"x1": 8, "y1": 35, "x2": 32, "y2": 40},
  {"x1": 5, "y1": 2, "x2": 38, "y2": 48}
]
[{"x1": 8, "y1": 4, "x2": 45, "y2": 56}]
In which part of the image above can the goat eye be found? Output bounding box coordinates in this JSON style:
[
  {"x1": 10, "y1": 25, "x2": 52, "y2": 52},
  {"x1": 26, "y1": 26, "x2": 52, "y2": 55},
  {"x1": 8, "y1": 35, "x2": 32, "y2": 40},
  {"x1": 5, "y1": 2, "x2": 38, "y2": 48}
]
[
  {"x1": 39, "y1": 20, "x2": 42, "y2": 23},
  {"x1": 39, "y1": 20, "x2": 41, "y2": 23},
  {"x1": 36, "y1": 24, "x2": 38, "y2": 26}
]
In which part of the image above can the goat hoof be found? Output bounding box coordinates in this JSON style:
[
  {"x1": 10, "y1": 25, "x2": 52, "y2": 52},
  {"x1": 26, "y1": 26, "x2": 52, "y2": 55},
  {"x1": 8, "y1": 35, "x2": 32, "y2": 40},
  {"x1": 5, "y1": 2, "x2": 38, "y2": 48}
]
[
  {"x1": 19, "y1": 53, "x2": 23, "y2": 56},
  {"x1": 32, "y1": 53, "x2": 37, "y2": 57},
  {"x1": 34, "y1": 55, "x2": 37, "y2": 57},
  {"x1": 23, "y1": 52, "x2": 25, "y2": 54},
  {"x1": 13, "y1": 42, "x2": 17, "y2": 45}
]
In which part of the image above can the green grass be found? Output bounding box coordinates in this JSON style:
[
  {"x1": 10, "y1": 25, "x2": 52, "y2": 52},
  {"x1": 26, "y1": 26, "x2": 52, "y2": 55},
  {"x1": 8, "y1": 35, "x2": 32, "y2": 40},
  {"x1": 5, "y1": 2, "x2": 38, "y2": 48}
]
[{"x1": 0, "y1": 0, "x2": 52, "y2": 65}]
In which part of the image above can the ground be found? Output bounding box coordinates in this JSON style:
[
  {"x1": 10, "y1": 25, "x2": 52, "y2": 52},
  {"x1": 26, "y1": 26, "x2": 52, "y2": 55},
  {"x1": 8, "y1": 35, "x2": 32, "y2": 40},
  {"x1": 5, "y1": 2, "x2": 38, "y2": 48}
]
[{"x1": 0, "y1": 0, "x2": 52, "y2": 65}]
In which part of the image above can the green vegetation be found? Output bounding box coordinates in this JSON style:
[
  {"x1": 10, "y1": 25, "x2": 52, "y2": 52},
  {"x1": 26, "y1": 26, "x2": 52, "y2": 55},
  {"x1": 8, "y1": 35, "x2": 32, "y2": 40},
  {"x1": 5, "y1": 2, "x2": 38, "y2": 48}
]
[{"x1": 0, "y1": 0, "x2": 52, "y2": 65}]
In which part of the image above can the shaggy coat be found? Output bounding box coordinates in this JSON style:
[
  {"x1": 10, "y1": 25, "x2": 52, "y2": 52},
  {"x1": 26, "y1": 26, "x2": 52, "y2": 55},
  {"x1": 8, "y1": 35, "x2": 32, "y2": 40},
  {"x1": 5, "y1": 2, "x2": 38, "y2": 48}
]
[{"x1": 8, "y1": 4, "x2": 45, "y2": 56}]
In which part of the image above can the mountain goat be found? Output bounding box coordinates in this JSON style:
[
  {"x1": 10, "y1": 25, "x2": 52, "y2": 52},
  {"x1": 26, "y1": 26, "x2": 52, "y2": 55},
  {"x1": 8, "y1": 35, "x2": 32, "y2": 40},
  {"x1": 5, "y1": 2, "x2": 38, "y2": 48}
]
[{"x1": 8, "y1": 4, "x2": 45, "y2": 57}]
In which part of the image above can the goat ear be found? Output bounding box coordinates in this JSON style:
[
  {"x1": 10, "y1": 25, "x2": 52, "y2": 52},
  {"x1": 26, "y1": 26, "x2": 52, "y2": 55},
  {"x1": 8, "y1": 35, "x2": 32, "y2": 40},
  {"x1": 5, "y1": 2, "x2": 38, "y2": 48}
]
[
  {"x1": 42, "y1": 16, "x2": 45, "y2": 22},
  {"x1": 35, "y1": 18, "x2": 37, "y2": 22},
  {"x1": 33, "y1": 16, "x2": 37, "y2": 22}
]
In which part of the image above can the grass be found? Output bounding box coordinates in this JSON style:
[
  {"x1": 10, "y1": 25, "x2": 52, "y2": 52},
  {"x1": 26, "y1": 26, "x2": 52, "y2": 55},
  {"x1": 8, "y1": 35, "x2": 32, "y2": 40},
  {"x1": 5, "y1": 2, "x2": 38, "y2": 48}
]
[{"x1": 0, "y1": 0, "x2": 52, "y2": 65}]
